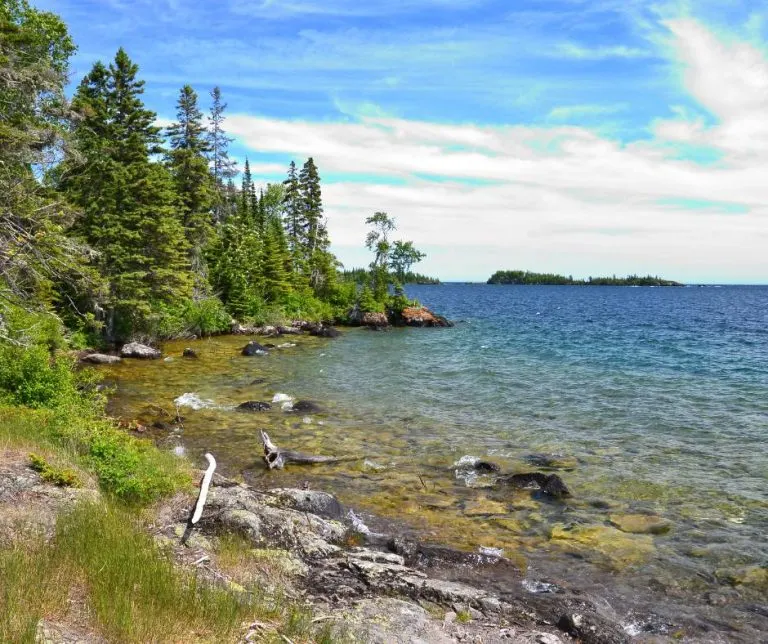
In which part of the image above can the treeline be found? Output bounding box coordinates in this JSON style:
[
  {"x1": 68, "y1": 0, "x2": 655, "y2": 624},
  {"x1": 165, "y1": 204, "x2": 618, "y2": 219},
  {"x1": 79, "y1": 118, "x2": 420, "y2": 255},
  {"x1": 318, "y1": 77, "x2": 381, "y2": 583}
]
[
  {"x1": 1, "y1": 0, "x2": 429, "y2": 349},
  {"x1": 343, "y1": 269, "x2": 440, "y2": 285},
  {"x1": 487, "y1": 271, "x2": 683, "y2": 286}
]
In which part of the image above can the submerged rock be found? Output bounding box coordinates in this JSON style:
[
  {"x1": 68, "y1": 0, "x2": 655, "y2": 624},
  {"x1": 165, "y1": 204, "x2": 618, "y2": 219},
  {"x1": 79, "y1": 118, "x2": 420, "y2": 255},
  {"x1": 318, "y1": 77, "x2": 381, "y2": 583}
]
[
  {"x1": 499, "y1": 472, "x2": 571, "y2": 498},
  {"x1": 120, "y1": 342, "x2": 161, "y2": 359},
  {"x1": 79, "y1": 352, "x2": 122, "y2": 365},
  {"x1": 236, "y1": 401, "x2": 272, "y2": 412},
  {"x1": 241, "y1": 341, "x2": 269, "y2": 356},
  {"x1": 550, "y1": 523, "x2": 654, "y2": 569},
  {"x1": 291, "y1": 400, "x2": 323, "y2": 413},
  {"x1": 463, "y1": 496, "x2": 509, "y2": 516},
  {"x1": 182, "y1": 347, "x2": 198, "y2": 358},
  {"x1": 609, "y1": 513, "x2": 672, "y2": 535},
  {"x1": 527, "y1": 454, "x2": 579, "y2": 470}
]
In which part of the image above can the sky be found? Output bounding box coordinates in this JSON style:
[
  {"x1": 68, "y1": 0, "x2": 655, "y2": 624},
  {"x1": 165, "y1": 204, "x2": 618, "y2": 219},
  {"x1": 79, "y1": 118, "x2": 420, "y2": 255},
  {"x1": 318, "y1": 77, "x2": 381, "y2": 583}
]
[{"x1": 37, "y1": 0, "x2": 768, "y2": 283}]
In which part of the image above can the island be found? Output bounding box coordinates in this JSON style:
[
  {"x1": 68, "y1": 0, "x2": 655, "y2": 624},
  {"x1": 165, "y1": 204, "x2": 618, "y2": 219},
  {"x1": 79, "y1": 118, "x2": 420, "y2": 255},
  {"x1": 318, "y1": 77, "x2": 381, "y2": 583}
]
[{"x1": 487, "y1": 270, "x2": 683, "y2": 286}]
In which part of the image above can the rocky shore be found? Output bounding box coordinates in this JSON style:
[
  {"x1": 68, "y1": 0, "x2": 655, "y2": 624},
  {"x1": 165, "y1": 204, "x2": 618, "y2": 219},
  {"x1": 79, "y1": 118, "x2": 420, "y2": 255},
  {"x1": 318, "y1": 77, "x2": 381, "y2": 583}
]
[{"x1": 157, "y1": 471, "x2": 632, "y2": 644}]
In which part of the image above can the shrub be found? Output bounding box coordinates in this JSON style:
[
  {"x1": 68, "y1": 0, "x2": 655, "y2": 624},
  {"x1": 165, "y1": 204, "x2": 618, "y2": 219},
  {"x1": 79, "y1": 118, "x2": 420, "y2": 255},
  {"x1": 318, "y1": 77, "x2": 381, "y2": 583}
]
[{"x1": 28, "y1": 452, "x2": 82, "y2": 487}]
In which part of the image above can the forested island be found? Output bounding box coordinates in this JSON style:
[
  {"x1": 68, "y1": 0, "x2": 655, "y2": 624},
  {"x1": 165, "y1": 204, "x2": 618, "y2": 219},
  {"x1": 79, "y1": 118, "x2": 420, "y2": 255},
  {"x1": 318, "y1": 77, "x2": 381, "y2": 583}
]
[{"x1": 487, "y1": 270, "x2": 683, "y2": 286}]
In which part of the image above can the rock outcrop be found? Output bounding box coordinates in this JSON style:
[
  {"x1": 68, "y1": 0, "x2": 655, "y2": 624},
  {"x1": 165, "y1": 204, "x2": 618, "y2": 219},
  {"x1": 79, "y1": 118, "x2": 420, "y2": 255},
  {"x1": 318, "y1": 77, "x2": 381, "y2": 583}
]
[
  {"x1": 397, "y1": 306, "x2": 453, "y2": 328},
  {"x1": 120, "y1": 342, "x2": 161, "y2": 359},
  {"x1": 79, "y1": 353, "x2": 122, "y2": 365}
]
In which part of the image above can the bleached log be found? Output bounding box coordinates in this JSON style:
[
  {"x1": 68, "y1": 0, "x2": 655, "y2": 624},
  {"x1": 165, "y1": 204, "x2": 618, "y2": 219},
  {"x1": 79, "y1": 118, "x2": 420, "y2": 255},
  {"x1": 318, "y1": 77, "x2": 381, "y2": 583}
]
[{"x1": 181, "y1": 452, "x2": 216, "y2": 545}]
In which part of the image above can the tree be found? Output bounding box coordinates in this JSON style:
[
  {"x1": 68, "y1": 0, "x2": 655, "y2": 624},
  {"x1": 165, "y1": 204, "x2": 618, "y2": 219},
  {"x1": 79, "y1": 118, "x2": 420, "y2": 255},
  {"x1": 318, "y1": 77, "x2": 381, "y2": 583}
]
[
  {"x1": 282, "y1": 161, "x2": 301, "y2": 247},
  {"x1": 166, "y1": 84, "x2": 214, "y2": 286},
  {"x1": 0, "y1": 0, "x2": 92, "y2": 319},
  {"x1": 207, "y1": 86, "x2": 237, "y2": 222},
  {"x1": 298, "y1": 157, "x2": 331, "y2": 289},
  {"x1": 61, "y1": 49, "x2": 192, "y2": 340},
  {"x1": 365, "y1": 212, "x2": 396, "y2": 301},
  {"x1": 390, "y1": 241, "x2": 426, "y2": 283}
]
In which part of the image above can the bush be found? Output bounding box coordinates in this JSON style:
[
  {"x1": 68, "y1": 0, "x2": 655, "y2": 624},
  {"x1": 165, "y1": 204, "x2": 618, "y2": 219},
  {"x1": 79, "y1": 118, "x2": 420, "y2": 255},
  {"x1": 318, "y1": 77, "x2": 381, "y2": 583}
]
[{"x1": 152, "y1": 297, "x2": 231, "y2": 339}]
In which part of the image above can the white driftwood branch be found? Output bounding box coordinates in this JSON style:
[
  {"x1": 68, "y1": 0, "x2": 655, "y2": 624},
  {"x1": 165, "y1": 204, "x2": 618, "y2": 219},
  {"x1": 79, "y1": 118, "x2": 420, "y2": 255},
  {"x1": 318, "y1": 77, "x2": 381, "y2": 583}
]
[{"x1": 191, "y1": 452, "x2": 216, "y2": 524}]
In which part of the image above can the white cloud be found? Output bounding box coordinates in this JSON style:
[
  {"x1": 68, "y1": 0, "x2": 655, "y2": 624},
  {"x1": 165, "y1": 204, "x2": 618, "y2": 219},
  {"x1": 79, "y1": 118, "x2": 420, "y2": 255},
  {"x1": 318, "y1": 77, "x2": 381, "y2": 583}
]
[
  {"x1": 653, "y1": 18, "x2": 768, "y2": 162},
  {"x1": 555, "y1": 42, "x2": 652, "y2": 59},
  {"x1": 547, "y1": 103, "x2": 628, "y2": 120}
]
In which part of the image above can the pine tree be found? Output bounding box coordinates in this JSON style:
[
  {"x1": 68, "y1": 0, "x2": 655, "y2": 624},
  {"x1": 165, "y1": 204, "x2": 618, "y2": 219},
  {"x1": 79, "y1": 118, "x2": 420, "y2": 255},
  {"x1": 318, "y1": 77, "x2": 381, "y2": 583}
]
[
  {"x1": 239, "y1": 159, "x2": 253, "y2": 225},
  {"x1": 207, "y1": 86, "x2": 237, "y2": 223},
  {"x1": 298, "y1": 157, "x2": 332, "y2": 291},
  {"x1": 61, "y1": 49, "x2": 192, "y2": 340},
  {"x1": 166, "y1": 84, "x2": 214, "y2": 287},
  {"x1": 282, "y1": 161, "x2": 302, "y2": 253}
]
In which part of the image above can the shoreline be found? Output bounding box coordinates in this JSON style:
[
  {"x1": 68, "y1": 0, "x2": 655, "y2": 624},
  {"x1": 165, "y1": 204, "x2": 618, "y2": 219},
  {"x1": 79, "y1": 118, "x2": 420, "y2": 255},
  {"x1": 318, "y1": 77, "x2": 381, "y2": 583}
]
[{"x1": 88, "y1": 329, "x2": 766, "y2": 643}]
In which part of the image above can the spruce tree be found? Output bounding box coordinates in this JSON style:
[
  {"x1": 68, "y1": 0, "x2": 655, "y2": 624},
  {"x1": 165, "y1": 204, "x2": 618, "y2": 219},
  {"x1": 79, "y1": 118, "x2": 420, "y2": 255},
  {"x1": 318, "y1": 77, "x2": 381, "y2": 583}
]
[
  {"x1": 298, "y1": 157, "x2": 332, "y2": 291},
  {"x1": 282, "y1": 160, "x2": 302, "y2": 253},
  {"x1": 207, "y1": 86, "x2": 237, "y2": 223},
  {"x1": 166, "y1": 84, "x2": 214, "y2": 286},
  {"x1": 61, "y1": 49, "x2": 192, "y2": 339}
]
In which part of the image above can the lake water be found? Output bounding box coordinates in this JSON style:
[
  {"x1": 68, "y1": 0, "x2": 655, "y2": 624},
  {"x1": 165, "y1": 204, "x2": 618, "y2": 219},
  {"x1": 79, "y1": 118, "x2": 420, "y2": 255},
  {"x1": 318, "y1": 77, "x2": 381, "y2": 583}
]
[{"x1": 105, "y1": 284, "x2": 768, "y2": 641}]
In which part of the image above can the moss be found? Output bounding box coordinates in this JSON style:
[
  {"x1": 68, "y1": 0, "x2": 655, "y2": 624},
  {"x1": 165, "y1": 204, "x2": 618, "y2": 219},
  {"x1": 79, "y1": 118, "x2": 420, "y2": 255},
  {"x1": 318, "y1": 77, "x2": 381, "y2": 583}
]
[
  {"x1": 550, "y1": 523, "x2": 654, "y2": 569},
  {"x1": 28, "y1": 453, "x2": 82, "y2": 488}
]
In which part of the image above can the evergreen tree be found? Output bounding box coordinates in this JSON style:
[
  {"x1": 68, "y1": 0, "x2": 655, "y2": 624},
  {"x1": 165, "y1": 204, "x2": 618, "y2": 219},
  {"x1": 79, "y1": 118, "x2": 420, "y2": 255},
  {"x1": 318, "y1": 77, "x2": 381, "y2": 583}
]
[
  {"x1": 239, "y1": 159, "x2": 253, "y2": 225},
  {"x1": 282, "y1": 160, "x2": 302, "y2": 253},
  {"x1": 0, "y1": 0, "x2": 89, "y2": 313},
  {"x1": 61, "y1": 49, "x2": 192, "y2": 340},
  {"x1": 207, "y1": 86, "x2": 237, "y2": 223},
  {"x1": 298, "y1": 157, "x2": 332, "y2": 290},
  {"x1": 166, "y1": 84, "x2": 214, "y2": 286}
]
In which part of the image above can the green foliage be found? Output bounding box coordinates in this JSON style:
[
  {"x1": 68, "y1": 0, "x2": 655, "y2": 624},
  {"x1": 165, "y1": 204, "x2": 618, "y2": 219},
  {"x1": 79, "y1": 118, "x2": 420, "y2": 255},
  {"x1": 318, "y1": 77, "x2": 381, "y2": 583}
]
[
  {"x1": 28, "y1": 452, "x2": 82, "y2": 487},
  {"x1": 487, "y1": 270, "x2": 683, "y2": 286},
  {"x1": 154, "y1": 296, "x2": 231, "y2": 339},
  {"x1": 358, "y1": 286, "x2": 384, "y2": 314}
]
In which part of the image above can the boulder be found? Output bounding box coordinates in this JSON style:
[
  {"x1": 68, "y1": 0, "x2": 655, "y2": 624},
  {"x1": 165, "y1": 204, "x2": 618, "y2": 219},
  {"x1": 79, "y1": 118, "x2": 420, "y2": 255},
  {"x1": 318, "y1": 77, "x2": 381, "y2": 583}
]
[
  {"x1": 309, "y1": 325, "x2": 341, "y2": 338},
  {"x1": 236, "y1": 401, "x2": 272, "y2": 412},
  {"x1": 120, "y1": 342, "x2": 161, "y2": 359},
  {"x1": 79, "y1": 353, "x2": 122, "y2": 365},
  {"x1": 276, "y1": 325, "x2": 302, "y2": 335},
  {"x1": 291, "y1": 400, "x2": 323, "y2": 414},
  {"x1": 241, "y1": 341, "x2": 269, "y2": 356},
  {"x1": 267, "y1": 488, "x2": 345, "y2": 520},
  {"x1": 609, "y1": 514, "x2": 672, "y2": 535},
  {"x1": 398, "y1": 306, "x2": 453, "y2": 328},
  {"x1": 182, "y1": 347, "x2": 198, "y2": 358},
  {"x1": 499, "y1": 472, "x2": 570, "y2": 498},
  {"x1": 361, "y1": 311, "x2": 389, "y2": 328}
]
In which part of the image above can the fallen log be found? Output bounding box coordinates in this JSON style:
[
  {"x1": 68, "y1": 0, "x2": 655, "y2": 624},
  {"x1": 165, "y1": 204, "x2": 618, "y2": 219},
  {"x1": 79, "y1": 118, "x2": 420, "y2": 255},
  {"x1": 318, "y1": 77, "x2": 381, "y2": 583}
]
[{"x1": 260, "y1": 430, "x2": 348, "y2": 470}]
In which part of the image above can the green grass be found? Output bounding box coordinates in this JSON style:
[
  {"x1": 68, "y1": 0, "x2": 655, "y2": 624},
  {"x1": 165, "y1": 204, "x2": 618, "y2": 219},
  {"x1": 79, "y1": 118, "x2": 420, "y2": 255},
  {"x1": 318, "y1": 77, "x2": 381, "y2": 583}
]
[{"x1": 0, "y1": 405, "x2": 191, "y2": 504}]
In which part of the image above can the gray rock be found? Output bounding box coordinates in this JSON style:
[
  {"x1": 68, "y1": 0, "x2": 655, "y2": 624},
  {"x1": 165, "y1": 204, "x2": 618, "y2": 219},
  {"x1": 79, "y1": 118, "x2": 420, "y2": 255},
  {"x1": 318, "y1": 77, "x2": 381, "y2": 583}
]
[
  {"x1": 241, "y1": 341, "x2": 269, "y2": 356},
  {"x1": 267, "y1": 488, "x2": 345, "y2": 519},
  {"x1": 120, "y1": 342, "x2": 161, "y2": 359},
  {"x1": 80, "y1": 353, "x2": 122, "y2": 365},
  {"x1": 340, "y1": 598, "x2": 455, "y2": 644}
]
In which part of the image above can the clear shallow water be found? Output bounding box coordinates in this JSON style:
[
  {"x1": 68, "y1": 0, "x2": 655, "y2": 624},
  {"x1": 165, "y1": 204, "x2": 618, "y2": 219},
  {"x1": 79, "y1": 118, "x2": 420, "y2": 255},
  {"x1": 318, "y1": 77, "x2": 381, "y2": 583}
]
[{"x1": 105, "y1": 285, "x2": 768, "y2": 640}]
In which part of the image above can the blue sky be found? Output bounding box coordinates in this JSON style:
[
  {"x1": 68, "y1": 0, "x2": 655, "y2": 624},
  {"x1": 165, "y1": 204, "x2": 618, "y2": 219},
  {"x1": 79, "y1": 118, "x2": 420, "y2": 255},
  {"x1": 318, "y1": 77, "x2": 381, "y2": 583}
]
[{"x1": 38, "y1": 0, "x2": 768, "y2": 282}]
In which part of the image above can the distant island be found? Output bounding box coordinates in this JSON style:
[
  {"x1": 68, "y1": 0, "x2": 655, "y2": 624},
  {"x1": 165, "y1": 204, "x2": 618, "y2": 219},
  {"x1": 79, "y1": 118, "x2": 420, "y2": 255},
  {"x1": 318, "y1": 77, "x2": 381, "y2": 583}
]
[{"x1": 487, "y1": 270, "x2": 683, "y2": 286}]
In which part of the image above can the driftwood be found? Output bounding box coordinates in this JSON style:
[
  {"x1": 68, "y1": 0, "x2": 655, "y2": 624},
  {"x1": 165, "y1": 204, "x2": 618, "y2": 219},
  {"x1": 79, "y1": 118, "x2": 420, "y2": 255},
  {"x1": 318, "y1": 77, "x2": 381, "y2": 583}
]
[
  {"x1": 181, "y1": 453, "x2": 217, "y2": 544},
  {"x1": 260, "y1": 430, "x2": 345, "y2": 470}
]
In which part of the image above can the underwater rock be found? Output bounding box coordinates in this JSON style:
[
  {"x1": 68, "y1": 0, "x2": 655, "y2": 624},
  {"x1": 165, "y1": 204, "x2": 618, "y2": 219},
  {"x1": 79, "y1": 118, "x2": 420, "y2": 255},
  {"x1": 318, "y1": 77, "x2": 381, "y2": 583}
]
[
  {"x1": 526, "y1": 454, "x2": 579, "y2": 470},
  {"x1": 291, "y1": 400, "x2": 323, "y2": 413},
  {"x1": 182, "y1": 347, "x2": 198, "y2": 358},
  {"x1": 241, "y1": 341, "x2": 269, "y2": 356},
  {"x1": 463, "y1": 496, "x2": 509, "y2": 516},
  {"x1": 550, "y1": 524, "x2": 654, "y2": 569},
  {"x1": 473, "y1": 461, "x2": 501, "y2": 474},
  {"x1": 120, "y1": 342, "x2": 161, "y2": 359},
  {"x1": 498, "y1": 472, "x2": 571, "y2": 498},
  {"x1": 79, "y1": 352, "x2": 122, "y2": 365},
  {"x1": 236, "y1": 401, "x2": 272, "y2": 412},
  {"x1": 609, "y1": 513, "x2": 672, "y2": 535}
]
